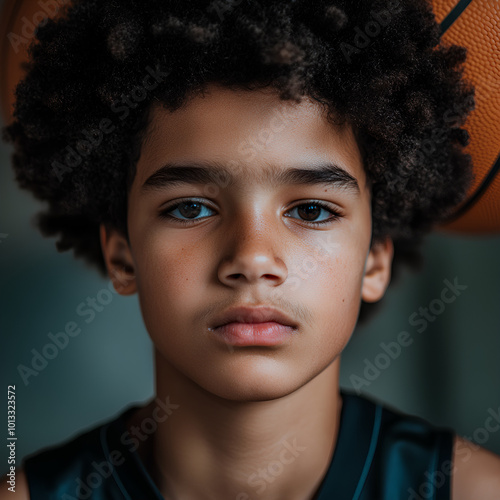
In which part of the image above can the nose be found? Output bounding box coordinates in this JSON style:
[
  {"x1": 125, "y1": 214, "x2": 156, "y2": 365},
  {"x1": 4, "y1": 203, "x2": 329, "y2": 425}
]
[{"x1": 217, "y1": 218, "x2": 288, "y2": 287}]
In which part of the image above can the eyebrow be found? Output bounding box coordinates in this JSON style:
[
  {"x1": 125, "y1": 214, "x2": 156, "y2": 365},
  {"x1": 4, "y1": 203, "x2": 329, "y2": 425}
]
[{"x1": 142, "y1": 160, "x2": 360, "y2": 195}]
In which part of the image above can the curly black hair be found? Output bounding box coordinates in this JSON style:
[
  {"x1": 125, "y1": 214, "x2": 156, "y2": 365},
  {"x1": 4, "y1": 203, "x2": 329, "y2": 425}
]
[{"x1": 3, "y1": 0, "x2": 475, "y2": 325}]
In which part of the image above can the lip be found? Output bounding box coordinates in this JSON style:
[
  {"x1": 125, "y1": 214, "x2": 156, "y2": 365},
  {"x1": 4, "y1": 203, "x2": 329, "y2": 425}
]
[
  {"x1": 208, "y1": 306, "x2": 298, "y2": 347},
  {"x1": 210, "y1": 306, "x2": 298, "y2": 330},
  {"x1": 212, "y1": 321, "x2": 296, "y2": 346}
]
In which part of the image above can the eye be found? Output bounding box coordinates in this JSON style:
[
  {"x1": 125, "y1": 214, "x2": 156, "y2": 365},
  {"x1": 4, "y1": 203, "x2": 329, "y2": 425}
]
[
  {"x1": 158, "y1": 198, "x2": 343, "y2": 226},
  {"x1": 159, "y1": 199, "x2": 215, "y2": 225},
  {"x1": 285, "y1": 201, "x2": 343, "y2": 226}
]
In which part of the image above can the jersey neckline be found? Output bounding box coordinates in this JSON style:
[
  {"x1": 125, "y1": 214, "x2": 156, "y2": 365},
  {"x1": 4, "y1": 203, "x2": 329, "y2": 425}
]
[{"x1": 101, "y1": 390, "x2": 381, "y2": 500}]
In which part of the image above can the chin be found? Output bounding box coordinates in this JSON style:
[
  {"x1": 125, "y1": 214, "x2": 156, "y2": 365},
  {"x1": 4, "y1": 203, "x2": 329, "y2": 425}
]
[
  {"x1": 190, "y1": 359, "x2": 326, "y2": 403},
  {"x1": 202, "y1": 383, "x2": 301, "y2": 403}
]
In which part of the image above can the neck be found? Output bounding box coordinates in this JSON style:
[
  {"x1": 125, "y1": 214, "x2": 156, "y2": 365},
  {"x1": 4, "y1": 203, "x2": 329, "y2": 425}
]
[{"x1": 127, "y1": 350, "x2": 343, "y2": 500}]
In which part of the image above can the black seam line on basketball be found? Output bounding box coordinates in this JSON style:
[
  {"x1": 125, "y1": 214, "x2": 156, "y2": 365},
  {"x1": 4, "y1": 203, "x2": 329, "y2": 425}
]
[
  {"x1": 443, "y1": 151, "x2": 500, "y2": 223},
  {"x1": 439, "y1": 0, "x2": 475, "y2": 35}
]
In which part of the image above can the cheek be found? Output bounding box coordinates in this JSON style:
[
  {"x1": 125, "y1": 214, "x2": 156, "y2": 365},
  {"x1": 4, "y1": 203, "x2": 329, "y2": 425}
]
[
  {"x1": 294, "y1": 240, "x2": 366, "y2": 349},
  {"x1": 131, "y1": 230, "x2": 209, "y2": 335}
]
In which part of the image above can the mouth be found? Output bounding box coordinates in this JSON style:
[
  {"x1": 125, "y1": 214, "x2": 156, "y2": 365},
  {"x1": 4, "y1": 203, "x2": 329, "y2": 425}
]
[
  {"x1": 210, "y1": 305, "x2": 298, "y2": 330},
  {"x1": 211, "y1": 321, "x2": 297, "y2": 347},
  {"x1": 209, "y1": 306, "x2": 298, "y2": 346}
]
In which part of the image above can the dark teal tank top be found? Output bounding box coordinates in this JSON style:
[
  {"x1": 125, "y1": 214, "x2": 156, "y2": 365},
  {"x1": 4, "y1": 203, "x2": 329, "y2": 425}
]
[{"x1": 23, "y1": 391, "x2": 454, "y2": 499}]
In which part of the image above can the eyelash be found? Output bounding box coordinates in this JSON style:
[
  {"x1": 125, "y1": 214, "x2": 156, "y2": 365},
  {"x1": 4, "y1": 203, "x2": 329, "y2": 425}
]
[{"x1": 158, "y1": 198, "x2": 343, "y2": 227}]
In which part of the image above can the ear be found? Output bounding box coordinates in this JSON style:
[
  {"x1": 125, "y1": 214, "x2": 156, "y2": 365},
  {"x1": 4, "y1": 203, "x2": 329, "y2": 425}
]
[
  {"x1": 361, "y1": 236, "x2": 394, "y2": 303},
  {"x1": 99, "y1": 224, "x2": 137, "y2": 296}
]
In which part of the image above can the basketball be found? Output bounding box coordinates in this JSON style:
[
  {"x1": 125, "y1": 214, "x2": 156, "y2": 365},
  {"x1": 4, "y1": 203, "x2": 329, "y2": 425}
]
[
  {"x1": 432, "y1": 0, "x2": 500, "y2": 233},
  {"x1": 1, "y1": 0, "x2": 498, "y2": 232}
]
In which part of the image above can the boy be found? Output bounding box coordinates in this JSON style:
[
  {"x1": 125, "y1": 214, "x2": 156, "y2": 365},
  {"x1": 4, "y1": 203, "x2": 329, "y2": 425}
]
[{"x1": 1, "y1": 0, "x2": 500, "y2": 498}]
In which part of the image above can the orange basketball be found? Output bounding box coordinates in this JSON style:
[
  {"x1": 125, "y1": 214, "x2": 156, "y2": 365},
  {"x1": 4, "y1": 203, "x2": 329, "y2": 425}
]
[
  {"x1": 432, "y1": 0, "x2": 500, "y2": 233},
  {"x1": 1, "y1": 0, "x2": 498, "y2": 232}
]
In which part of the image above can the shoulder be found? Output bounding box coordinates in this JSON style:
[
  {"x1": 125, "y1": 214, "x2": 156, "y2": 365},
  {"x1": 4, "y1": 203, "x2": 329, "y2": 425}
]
[
  {"x1": 341, "y1": 392, "x2": 456, "y2": 498},
  {"x1": 7, "y1": 404, "x2": 140, "y2": 500},
  {"x1": 0, "y1": 468, "x2": 30, "y2": 499},
  {"x1": 452, "y1": 435, "x2": 500, "y2": 500}
]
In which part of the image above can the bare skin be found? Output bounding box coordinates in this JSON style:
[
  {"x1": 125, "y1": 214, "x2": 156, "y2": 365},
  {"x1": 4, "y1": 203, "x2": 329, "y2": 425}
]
[{"x1": 2, "y1": 84, "x2": 499, "y2": 499}]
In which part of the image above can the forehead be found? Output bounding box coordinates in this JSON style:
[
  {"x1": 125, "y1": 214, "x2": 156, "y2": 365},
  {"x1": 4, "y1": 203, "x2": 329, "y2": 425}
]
[{"x1": 136, "y1": 83, "x2": 367, "y2": 191}]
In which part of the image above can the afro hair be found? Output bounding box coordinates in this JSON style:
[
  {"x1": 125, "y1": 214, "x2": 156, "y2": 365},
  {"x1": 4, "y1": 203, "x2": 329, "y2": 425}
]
[{"x1": 3, "y1": 0, "x2": 475, "y2": 324}]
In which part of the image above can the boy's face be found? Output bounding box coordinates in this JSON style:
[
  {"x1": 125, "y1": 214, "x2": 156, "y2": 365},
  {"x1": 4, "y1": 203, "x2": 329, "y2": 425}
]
[{"x1": 101, "y1": 83, "x2": 393, "y2": 401}]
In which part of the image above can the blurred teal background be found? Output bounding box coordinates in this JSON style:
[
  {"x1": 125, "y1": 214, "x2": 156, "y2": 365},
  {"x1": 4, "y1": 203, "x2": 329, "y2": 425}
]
[{"x1": 0, "y1": 0, "x2": 499, "y2": 476}]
